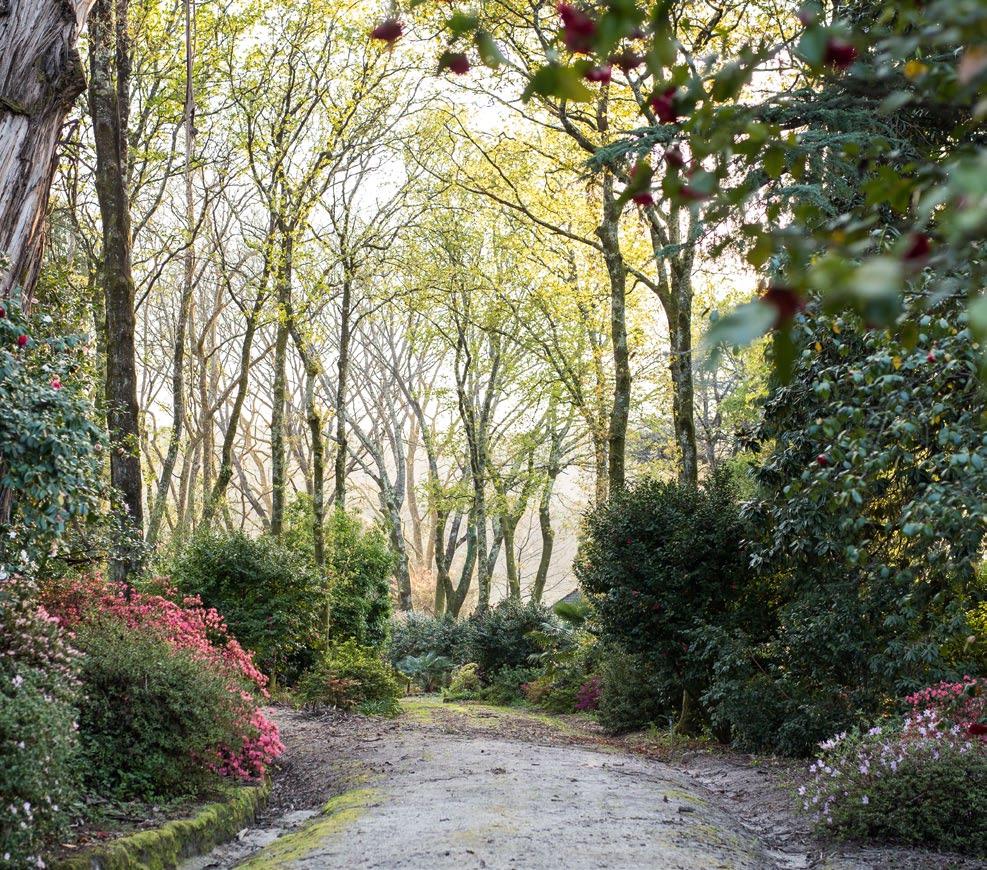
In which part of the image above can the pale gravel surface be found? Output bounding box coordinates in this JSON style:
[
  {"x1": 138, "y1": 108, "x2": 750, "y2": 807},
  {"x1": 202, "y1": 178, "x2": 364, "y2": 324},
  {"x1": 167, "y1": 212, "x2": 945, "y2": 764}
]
[{"x1": 186, "y1": 701, "x2": 985, "y2": 870}]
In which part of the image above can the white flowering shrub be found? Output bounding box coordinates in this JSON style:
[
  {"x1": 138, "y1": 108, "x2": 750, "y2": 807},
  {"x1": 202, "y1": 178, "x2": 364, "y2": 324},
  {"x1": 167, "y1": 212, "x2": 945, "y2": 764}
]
[
  {"x1": 799, "y1": 707, "x2": 986, "y2": 856},
  {"x1": 0, "y1": 576, "x2": 80, "y2": 868}
]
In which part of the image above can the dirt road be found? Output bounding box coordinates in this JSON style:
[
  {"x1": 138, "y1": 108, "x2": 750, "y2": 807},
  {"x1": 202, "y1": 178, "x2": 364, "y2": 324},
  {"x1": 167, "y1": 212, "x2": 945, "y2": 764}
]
[{"x1": 185, "y1": 699, "x2": 980, "y2": 870}]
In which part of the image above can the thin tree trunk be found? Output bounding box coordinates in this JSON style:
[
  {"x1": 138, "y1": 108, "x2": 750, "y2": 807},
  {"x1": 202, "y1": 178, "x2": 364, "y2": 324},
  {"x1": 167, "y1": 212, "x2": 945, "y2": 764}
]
[
  {"x1": 147, "y1": 0, "x2": 194, "y2": 547},
  {"x1": 269, "y1": 233, "x2": 292, "y2": 538},
  {"x1": 0, "y1": 0, "x2": 92, "y2": 301},
  {"x1": 532, "y1": 476, "x2": 557, "y2": 603},
  {"x1": 89, "y1": 0, "x2": 143, "y2": 580},
  {"x1": 596, "y1": 172, "x2": 630, "y2": 495},
  {"x1": 333, "y1": 268, "x2": 352, "y2": 506},
  {"x1": 503, "y1": 517, "x2": 520, "y2": 600}
]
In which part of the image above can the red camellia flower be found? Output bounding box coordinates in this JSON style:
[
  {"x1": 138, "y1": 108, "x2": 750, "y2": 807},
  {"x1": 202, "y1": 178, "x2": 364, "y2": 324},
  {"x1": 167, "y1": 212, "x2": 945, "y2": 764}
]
[
  {"x1": 557, "y1": 3, "x2": 596, "y2": 54},
  {"x1": 0, "y1": 306, "x2": 5, "y2": 318},
  {"x1": 817, "y1": 453, "x2": 830, "y2": 467},
  {"x1": 927, "y1": 350, "x2": 936, "y2": 363},
  {"x1": 761, "y1": 285, "x2": 805, "y2": 325},
  {"x1": 968, "y1": 723, "x2": 987, "y2": 736},
  {"x1": 632, "y1": 192, "x2": 655, "y2": 206},
  {"x1": 903, "y1": 232, "x2": 931, "y2": 262},
  {"x1": 649, "y1": 86, "x2": 678, "y2": 123},
  {"x1": 824, "y1": 37, "x2": 857, "y2": 70},
  {"x1": 584, "y1": 65, "x2": 612, "y2": 83},
  {"x1": 51, "y1": 376, "x2": 62, "y2": 390},
  {"x1": 370, "y1": 18, "x2": 403, "y2": 44},
  {"x1": 16, "y1": 333, "x2": 28, "y2": 348},
  {"x1": 664, "y1": 145, "x2": 685, "y2": 168},
  {"x1": 440, "y1": 52, "x2": 471, "y2": 75}
]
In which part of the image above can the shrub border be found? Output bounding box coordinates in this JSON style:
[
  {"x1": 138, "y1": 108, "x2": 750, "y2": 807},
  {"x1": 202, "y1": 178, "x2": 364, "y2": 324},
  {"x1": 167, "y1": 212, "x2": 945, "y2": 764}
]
[{"x1": 50, "y1": 780, "x2": 271, "y2": 870}]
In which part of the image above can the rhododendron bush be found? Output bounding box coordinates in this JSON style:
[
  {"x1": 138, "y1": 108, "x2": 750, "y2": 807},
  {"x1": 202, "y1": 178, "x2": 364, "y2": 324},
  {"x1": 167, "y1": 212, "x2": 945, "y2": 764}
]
[
  {"x1": 799, "y1": 682, "x2": 987, "y2": 856},
  {"x1": 43, "y1": 574, "x2": 283, "y2": 787}
]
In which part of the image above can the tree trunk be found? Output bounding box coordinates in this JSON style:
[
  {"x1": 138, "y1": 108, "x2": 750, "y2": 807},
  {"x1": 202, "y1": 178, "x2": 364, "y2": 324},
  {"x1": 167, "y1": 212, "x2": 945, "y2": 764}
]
[
  {"x1": 147, "y1": 1, "x2": 194, "y2": 548},
  {"x1": 269, "y1": 233, "x2": 291, "y2": 538},
  {"x1": 532, "y1": 475, "x2": 557, "y2": 604},
  {"x1": 0, "y1": 0, "x2": 92, "y2": 301},
  {"x1": 596, "y1": 172, "x2": 630, "y2": 495},
  {"x1": 89, "y1": 0, "x2": 143, "y2": 581},
  {"x1": 503, "y1": 517, "x2": 520, "y2": 600},
  {"x1": 669, "y1": 295, "x2": 698, "y2": 487},
  {"x1": 333, "y1": 268, "x2": 352, "y2": 506}
]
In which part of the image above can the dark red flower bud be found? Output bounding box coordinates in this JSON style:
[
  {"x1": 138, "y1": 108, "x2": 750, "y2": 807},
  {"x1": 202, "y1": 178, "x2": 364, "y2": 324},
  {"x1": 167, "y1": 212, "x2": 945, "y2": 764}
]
[
  {"x1": 761, "y1": 285, "x2": 805, "y2": 325},
  {"x1": 0, "y1": 306, "x2": 5, "y2": 318},
  {"x1": 51, "y1": 376, "x2": 62, "y2": 390},
  {"x1": 817, "y1": 453, "x2": 830, "y2": 467},
  {"x1": 824, "y1": 38, "x2": 857, "y2": 70},
  {"x1": 903, "y1": 232, "x2": 931, "y2": 262},
  {"x1": 440, "y1": 52, "x2": 471, "y2": 75},
  {"x1": 557, "y1": 3, "x2": 596, "y2": 54},
  {"x1": 632, "y1": 192, "x2": 655, "y2": 206},
  {"x1": 610, "y1": 49, "x2": 643, "y2": 73},
  {"x1": 927, "y1": 351, "x2": 936, "y2": 363},
  {"x1": 664, "y1": 146, "x2": 685, "y2": 168},
  {"x1": 370, "y1": 19, "x2": 403, "y2": 44},
  {"x1": 584, "y1": 65, "x2": 612, "y2": 83},
  {"x1": 649, "y1": 86, "x2": 679, "y2": 123},
  {"x1": 967, "y1": 723, "x2": 987, "y2": 736},
  {"x1": 16, "y1": 334, "x2": 28, "y2": 348}
]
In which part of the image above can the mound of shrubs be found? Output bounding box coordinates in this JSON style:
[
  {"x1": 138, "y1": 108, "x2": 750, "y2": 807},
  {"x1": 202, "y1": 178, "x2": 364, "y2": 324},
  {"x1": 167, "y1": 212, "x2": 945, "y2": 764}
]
[
  {"x1": 799, "y1": 678, "x2": 987, "y2": 856},
  {"x1": 295, "y1": 640, "x2": 401, "y2": 717},
  {"x1": 0, "y1": 577, "x2": 80, "y2": 867},
  {"x1": 170, "y1": 530, "x2": 324, "y2": 686},
  {"x1": 43, "y1": 574, "x2": 283, "y2": 796}
]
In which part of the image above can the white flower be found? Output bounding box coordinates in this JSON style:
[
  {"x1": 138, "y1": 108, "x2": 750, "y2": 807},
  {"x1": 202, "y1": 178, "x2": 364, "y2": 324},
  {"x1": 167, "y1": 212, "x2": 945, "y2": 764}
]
[{"x1": 861, "y1": 795, "x2": 869, "y2": 805}]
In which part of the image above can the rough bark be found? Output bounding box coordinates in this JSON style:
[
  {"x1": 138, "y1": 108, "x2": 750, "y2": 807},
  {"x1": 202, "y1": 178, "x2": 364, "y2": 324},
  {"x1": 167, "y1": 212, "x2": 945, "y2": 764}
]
[
  {"x1": 0, "y1": 0, "x2": 92, "y2": 300},
  {"x1": 596, "y1": 172, "x2": 630, "y2": 495},
  {"x1": 89, "y1": 0, "x2": 143, "y2": 580}
]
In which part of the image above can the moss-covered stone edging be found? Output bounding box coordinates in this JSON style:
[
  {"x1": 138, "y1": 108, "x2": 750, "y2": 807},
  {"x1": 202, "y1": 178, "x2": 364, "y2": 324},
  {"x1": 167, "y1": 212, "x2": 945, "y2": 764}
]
[
  {"x1": 236, "y1": 786, "x2": 380, "y2": 869},
  {"x1": 50, "y1": 780, "x2": 271, "y2": 870}
]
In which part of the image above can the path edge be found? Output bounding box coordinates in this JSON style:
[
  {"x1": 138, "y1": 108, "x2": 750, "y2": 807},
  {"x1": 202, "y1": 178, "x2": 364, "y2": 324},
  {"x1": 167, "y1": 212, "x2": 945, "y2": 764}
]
[{"x1": 50, "y1": 779, "x2": 271, "y2": 870}]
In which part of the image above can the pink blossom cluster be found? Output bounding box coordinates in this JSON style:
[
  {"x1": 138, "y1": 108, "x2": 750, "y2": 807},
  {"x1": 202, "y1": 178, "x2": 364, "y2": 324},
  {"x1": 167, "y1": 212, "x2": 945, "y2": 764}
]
[
  {"x1": 42, "y1": 573, "x2": 284, "y2": 780},
  {"x1": 800, "y1": 708, "x2": 982, "y2": 827},
  {"x1": 904, "y1": 676, "x2": 985, "y2": 737}
]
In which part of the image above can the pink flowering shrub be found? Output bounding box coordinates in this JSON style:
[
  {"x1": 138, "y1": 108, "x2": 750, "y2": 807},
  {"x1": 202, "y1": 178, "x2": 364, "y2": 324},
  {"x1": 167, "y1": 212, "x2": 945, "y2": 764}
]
[
  {"x1": 1, "y1": 576, "x2": 80, "y2": 867},
  {"x1": 798, "y1": 697, "x2": 987, "y2": 855},
  {"x1": 904, "y1": 676, "x2": 986, "y2": 737},
  {"x1": 43, "y1": 574, "x2": 283, "y2": 787}
]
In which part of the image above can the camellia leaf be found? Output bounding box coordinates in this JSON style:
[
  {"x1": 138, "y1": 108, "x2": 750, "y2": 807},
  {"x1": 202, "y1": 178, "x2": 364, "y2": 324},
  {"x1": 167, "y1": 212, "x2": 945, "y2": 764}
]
[
  {"x1": 475, "y1": 31, "x2": 504, "y2": 69},
  {"x1": 700, "y1": 300, "x2": 775, "y2": 361},
  {"x1": 522, "y1": 64, "x2": 592, "y2": 103}
]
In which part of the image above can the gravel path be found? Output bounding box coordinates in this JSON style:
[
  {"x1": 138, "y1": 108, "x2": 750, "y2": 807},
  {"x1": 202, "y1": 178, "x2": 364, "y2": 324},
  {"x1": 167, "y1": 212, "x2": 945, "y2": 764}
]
[{"x1": 185, "y1": 700, "x2": 983, "y2": 870}]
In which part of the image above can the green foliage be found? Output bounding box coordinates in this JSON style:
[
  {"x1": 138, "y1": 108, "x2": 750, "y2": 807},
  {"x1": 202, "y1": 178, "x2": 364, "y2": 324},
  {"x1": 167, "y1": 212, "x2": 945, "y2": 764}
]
[
  {"x1": 576, "y1": 471, "x2": 751, "y2": 729},
  {"x1": 324, "y1": 510, "x2": 394, "y2": 650},
  {"x1": 388, "y1": 613, "x2": 470, "y2": 667},
  {"x1": 477, "y1": 665, "x2": 540, "y2": 707},
  {"x1": 799, "y1": 721, "x2": 987, "y2": 856},
  {"x1": 170, "y1": 530, "x2": 324, "y2": 683},
  {"x1": 295, "y1": 640, "x2": 401, "y2": 716},
  {"x1": 708, "y1": 301, "x2": 987, "y2": 755},
  {"x1": 75, "y1": 619, "x2": 240, "y2": 801},
  {"x1": 444, "y1": 662, "x2": 481, "y2": 701},
  {"x1": 395, "y1": 652, "x2": 455, "y2": 692},
  {"x1": 461, "y1": 599, "x2": 554, "y2": 679},
  {"x1": 0, "y1": 578, "x2": 80, "y2": 867},
  {"x1": 596, "y1": 648, "x2": 674, "y2": 733},
  {"x1": 0, "y1": 300, "x2": 106, "y2": 579}
]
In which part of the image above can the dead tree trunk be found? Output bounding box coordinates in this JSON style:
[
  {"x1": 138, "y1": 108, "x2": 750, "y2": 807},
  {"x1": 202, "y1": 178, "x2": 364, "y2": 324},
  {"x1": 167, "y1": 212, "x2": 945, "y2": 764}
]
[{"x1": 0, "y1": 0, "x2": 92, "y2": 301}]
